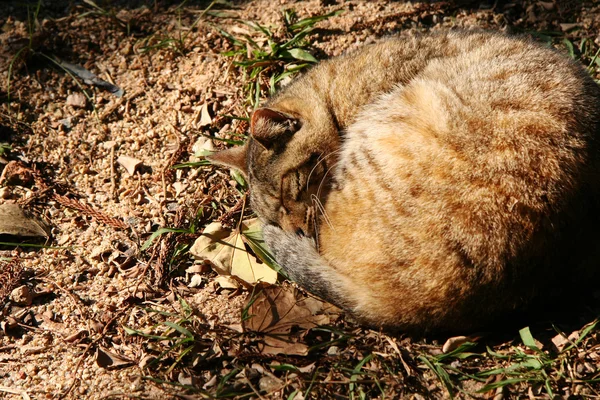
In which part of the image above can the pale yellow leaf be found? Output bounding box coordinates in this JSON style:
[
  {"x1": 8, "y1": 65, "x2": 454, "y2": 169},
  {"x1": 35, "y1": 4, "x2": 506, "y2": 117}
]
[
  {"x1": 116, "y1": 155, "x2": 142, "y2": 176},
  {"x1": 189, "y1": 220, "x2": 277, "y2": 285}
]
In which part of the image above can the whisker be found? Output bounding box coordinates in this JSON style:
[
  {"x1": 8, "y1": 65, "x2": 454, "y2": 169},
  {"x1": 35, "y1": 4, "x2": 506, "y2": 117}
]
[
  {"x1": 312, "y1": 194, "x2": 335, "y2": 232},
  {"x1": 306, "y1": 149, "x2": 342, "y2": 191},
  {"x1": 316, "y1": 159, "x2": 340, "y2": 200}
]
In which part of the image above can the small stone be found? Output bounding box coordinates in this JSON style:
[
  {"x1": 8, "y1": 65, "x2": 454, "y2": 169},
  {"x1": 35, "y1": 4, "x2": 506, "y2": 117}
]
[
  {"x1": 66, "y1": 93, "x2": 87, "y2": 108},
  {"x1": 10, "y1": 285, "x2": 33, "y2": 306},
  {"x1": 0, "y1": 186, "x2": 11, "y2": 199}
]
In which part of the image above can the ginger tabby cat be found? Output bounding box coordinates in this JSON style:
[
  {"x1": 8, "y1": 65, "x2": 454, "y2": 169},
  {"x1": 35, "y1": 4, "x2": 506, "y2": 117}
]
[{"x1": 209, "y1": 30, "x2": 600, "y2": 333}]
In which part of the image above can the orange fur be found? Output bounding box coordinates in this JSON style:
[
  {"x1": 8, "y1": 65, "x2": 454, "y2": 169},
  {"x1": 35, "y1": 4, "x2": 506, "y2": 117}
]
[{"x1": 213, "y1": 30, "x2": 600, "y2": 332}]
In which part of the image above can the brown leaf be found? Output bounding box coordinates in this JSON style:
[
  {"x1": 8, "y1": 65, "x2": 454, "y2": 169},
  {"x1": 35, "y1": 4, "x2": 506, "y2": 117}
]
[
  {"x1": 95, "y1": 346, "x2": 133, "y2": 369},
  {"x1": 243, "y1": 285, "x2": 339, "y2": 355},
  {"x1": 66, "y1": 92, "x2": 87, "y2": 108},
  {"x1": 9, "y1": 285, "x2": 33, "y2": 306},
  {"x1": 0, "y1": 203, "x2": 48, "y2": 238},
  {"x1": 551, "y1": 333, "x2": 569, "y2": 352},
  {"x1": 199, "y1": 102, "x2": 212, "y2": 127}
]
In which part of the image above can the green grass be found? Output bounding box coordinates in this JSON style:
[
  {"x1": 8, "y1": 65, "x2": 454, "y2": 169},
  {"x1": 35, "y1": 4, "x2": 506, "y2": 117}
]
[
  {"x1": 6, "y1": 0, "x2": 41, "y2": 106},
  {"x1": 138, "y1": 0, "x2": 222, "y2": 55},
  {"x1": 0, "y1": 143, "x2": 11, "y2": 157},
  {"x1": 418, "y1": 322, "x2": 600, "y2": 398},
  {"x1": 217, "y1": 8, "x2": 342, "y2": 106}
]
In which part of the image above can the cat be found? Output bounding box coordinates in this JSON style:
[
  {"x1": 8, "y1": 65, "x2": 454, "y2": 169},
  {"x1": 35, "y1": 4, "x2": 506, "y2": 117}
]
[{"x1": 209, "y1": 30, "x2": 600, "y2": 333}]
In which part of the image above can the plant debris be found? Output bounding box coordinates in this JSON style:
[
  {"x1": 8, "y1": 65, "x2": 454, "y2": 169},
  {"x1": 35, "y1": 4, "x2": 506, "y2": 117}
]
[
  {"x1": 0, "y1": 0, "x2": 599, "y2": 398},
  {"x1": 190, "y1": 219, "x2": 278, "y2": 285},
  {"x1": 243, "y1": 284, "x2": 340, "y2": 355},
  {"x1": 0, "y1": 203, "x2": 48, "y2": 239}
]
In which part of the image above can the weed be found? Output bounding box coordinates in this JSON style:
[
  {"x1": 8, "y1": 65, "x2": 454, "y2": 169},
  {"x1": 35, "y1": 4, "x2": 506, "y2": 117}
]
[
  {"x1": 217, "y1": 9, "x2": 342, "y2": 106},
  {"x1": 0, "y1": 143, "x2": 11, "y2": 157},
  {"x1": 139, "y1": 0, "x2": 220, "y2": 55},
  {"x1": 420, "y1": 322, "x2": 600, "y2": 398},
  {"x1": 6, "y1": 0, "x2": 41, "y2": 105}
]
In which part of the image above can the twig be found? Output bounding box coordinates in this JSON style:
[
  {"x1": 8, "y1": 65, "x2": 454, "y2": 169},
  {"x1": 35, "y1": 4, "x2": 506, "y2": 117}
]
[
  {"x1": 37, "y1": 277, "x2": 91, "y2": 332},
  {"x1": 59, "y1": 308, "x2": 128, "y2": 399},
  {"x1": 110, "y1": 144, "x2": 116, "y2": 201}
]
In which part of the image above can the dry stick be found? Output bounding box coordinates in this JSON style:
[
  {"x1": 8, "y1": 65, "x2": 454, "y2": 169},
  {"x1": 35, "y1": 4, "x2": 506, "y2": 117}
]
[
  {"x1": 37, "y1": 277, "x2": 92, "y2": 333},
  {"x1": 110, "y1": 144, "x2": 116, "y2": 201},
  {"x1": 59, "y1": 308, "x2": 128, "y2": 399}
]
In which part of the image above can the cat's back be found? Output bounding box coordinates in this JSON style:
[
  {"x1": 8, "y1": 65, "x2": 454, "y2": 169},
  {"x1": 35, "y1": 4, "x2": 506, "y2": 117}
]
[{"x1": 316, "y1": 31, "x2": 600, "y2": 329}]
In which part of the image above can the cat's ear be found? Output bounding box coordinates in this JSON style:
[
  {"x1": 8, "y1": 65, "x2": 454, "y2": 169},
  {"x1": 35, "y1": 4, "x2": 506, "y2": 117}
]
[
  {"x1": 251, "y1": 108, "x2": 298, "y2": 148},
  {"x1": 206, "y1": 144, "x2": 248, "y2": 177}
]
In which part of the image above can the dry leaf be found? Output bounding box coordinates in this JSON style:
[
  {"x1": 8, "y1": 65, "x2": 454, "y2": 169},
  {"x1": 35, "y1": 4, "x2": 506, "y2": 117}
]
[
  {"x1": 189, "y1": 220, "x2": 277, "y2": 285},
  {"x1": 96, "y1": 346, "x2": 133, "y2": 369},
  {"x1": 242, "y1": 285, "x2": 339, "y2": 355},
  {"x1": 188, "y1": 274, "x2": 204, "y2": 288},
  {"x1": 214, "y1": 275, "x2": 240, "y2": 289},
  {"x1": 9, "y1": 285, "x2": 33, "y2": 306},
  {"x1": 551, "y1": 333, "x2": 569, "y2": 352},
  {"x1": 0, "y1": 203, "x2": 48, "y2": 238},
  {"x1": 199, "y1": 103, "x2": 212, "y2": 127},
  {"x1": 560, "y1": 23, "x2": 580, "y2": 31},
  {"x1": 442, "y1": 336, "x2": 470, "y2": 353},
  {"x1": 172, "y1": 181, "x2": 187, "y2": 197},
  {"x1": 116, "y1": 155, "x2": 142, "y2": 176},
  {"x1": 192, "y1": 136, "x2": 216, "y2": 157},
  {"x1": 102, "y1": 140, "x2": 117, "y2": 150}
]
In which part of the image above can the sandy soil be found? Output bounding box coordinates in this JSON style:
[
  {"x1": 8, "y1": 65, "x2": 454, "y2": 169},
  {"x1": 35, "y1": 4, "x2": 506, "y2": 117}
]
[{"x1": 1, "y1": 0, "x2": 599, "y2": 399}]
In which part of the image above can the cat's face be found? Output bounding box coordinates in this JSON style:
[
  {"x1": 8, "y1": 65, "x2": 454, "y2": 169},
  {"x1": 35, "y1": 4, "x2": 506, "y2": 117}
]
[{"x1": 208, "y1": 108, "x2": 334, "y2": 237}]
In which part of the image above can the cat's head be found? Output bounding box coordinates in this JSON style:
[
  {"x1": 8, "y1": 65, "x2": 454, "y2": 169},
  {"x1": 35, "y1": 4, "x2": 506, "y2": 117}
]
[{"x1": 208, "y1": 107, "x2": 336, "y2": 237}]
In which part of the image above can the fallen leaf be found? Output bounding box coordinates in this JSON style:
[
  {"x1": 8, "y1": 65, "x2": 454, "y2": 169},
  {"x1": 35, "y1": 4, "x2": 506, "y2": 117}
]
[
  {"x1": 539, "y1": 1, "x2": 554, "y2": 10},
  {"x1": 242, "y1": 285, "x2": 339, "y2": 355},
  {"x1": 1, "y1": 161, "x2": 34, "y2": 186},
  {"x1": 102, "y1": 140, "x2": 117, "y2": 150},
  {"x1": 560, "y1": 23, "x2": 580, "y2": 32},
  {"x1": 57, "y1": 59, "x2": 124, "y2": 97},
  {"x1": 192, "y1": 136, "x2": 216, "y2": 157},
  {"x1": 96, "y1": 346, "x2": 133, "y2": 369},
  {"x1": 214, "y1": 275, "x2": 240, "y2": 289},
  {"x1": 172, "y1": 181, "x2": 187, "y2": 197},
  {"x1": 188, "y1": 274, "x2": 204, "y2": 288},
  {"x1": 551, "y1": 333, "x2": 569, "y2": 352},
  {"x1": 189, "y1": 220, "x2": 277, "y2": 285},
  {"x1": 116, "y1": 155, "x2": 142, "y2": 176},
  {"x1": 9, "y1": 285, "x2": 32, "y2": 306},
  {"x1": 0, "y1": 203, "x2": 48, "y2": 238},
  {"x1": 442, "y1": 335, "x2": 470, "y2": 353},
  {"x1": 199, "y1": 102, "x2": 212, "y2": 127}
]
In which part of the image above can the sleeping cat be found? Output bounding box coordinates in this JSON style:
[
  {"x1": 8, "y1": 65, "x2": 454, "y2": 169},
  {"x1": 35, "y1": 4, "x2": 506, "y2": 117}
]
[{"x1": 209, "y1": 30, "x2": 600, "y2": 332}]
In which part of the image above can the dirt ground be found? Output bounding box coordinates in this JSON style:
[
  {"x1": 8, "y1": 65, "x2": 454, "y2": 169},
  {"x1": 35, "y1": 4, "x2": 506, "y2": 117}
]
[{"x1": 1, "y1": 0, "x2": 600, "y2": 399}]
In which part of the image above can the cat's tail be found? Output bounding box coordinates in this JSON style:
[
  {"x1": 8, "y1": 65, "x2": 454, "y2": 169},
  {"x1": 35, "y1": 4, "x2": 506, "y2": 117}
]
[{"x1": 263, "y1": 224, "x2": 351, "y2": 310}]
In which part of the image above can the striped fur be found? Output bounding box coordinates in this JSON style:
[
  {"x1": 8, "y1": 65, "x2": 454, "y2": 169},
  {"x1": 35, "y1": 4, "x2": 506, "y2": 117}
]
[{"x1": 219, "y1": 30, "x2": 600, "y2": 332}]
